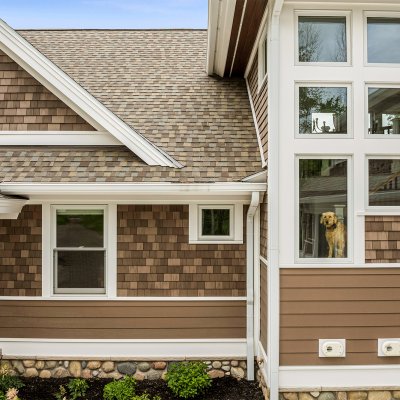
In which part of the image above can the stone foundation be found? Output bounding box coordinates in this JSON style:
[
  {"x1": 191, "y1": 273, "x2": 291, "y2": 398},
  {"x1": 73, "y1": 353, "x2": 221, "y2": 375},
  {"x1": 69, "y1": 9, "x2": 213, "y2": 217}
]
[
  {"x1": 3, "y1": 359, "x2": 247, "y2": 380},
  {"x1": 256, "y1": 367, "x2": 270, "y2": 400},
  {"x1": 280, "y1": 391, "x2": 400, "y2": 400}
]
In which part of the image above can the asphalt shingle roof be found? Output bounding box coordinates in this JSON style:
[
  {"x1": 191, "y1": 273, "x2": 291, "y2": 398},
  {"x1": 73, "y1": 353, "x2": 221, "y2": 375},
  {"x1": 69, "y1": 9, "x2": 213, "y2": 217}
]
[{"x1": 4, "y1": 29, "x2": 262, "y2": 183}]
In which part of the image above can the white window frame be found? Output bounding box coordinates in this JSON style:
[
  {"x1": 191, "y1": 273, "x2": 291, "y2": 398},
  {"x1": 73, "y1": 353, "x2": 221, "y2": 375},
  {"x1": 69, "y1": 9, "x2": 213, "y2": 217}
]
[
  {"x1": 258, "y1": 23, "x2": 268, "y2": 91},
  {"x1": 295, "y1": 82, "x2": 353, "y2": 139},
  {"x1": 189, "y1": 204, "x2": 243, "y2": 244},
  {"x1": 366, "y1": 155, "x2": 400, "y2": 211},
  {"x1": 365, "y1": 83, "x2": 400, "y2": 138},
  {"x1": 51, "y1": 204, "x2": 108, "y2": 295},
  {"x1": 364, "y1": 11, "x2": 400, "y2": 67},
  {"x1": 295, "y1": 155, "x2": 353, "y2": 264},
  {"x1": 295, "y1": 9, "x2": 352, "y2": 67}
]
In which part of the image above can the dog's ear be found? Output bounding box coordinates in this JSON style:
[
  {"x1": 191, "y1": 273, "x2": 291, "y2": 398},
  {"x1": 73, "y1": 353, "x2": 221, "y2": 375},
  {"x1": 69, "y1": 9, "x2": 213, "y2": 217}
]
[{"x1": 320, "y1": 213, "x2": 325, "y2": 224}]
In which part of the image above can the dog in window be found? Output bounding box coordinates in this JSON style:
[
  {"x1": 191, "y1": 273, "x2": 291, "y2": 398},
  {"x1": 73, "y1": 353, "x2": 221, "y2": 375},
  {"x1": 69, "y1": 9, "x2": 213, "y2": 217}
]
[{"x1": 320, "y1": 211, "x2": 346, "y2": 258}]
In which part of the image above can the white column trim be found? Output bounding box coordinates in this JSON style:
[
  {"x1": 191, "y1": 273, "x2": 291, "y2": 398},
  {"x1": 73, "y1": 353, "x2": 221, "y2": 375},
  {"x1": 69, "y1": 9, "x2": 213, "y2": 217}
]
[
  {"x1": 41, "y1": 203, "x2": 51, "y2": 297},
  {"x1": 107, "y1": 203, "x2": 117, "y2": 298}
]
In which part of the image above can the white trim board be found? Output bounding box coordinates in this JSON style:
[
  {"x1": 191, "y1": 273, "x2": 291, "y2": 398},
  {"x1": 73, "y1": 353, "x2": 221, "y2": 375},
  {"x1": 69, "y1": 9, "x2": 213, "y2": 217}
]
[
  {"x1": 0, "y1": 19, "x2": 180, "y2": 167},
  {"x1": 0, "y1": 296, "x2": 247, "y2": 301},
  {"x1": 0, "y1": 338, "x2": 246, "y2": 359},
  {"x1": 0, "y1": 132, "x2": 120, "y2": 146},
  {"x1": 279, "y1": 365, "x2": 400, "y2": 390}
]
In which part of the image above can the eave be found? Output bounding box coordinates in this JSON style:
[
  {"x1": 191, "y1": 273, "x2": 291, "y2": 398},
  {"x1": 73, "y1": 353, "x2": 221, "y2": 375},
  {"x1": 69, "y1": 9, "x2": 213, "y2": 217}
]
[{"x1": 0, "y1": 194, "x2": 28, "y2": 219}]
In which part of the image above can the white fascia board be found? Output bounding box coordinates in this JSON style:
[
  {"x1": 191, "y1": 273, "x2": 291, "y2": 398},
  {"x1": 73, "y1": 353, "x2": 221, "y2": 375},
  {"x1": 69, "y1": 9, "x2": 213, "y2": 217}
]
[
  {"x1": 279, "y1": 365, "x2": 400, "y2": 390},
  {"x1": 0, "y1": 19, "x2": 181, "y2": 168},
  {"x1": 0, "y1": 338, "x2": 246, "y2": 359},
  {"x1": 207, "y1": 0, "x2": 236, "y2": 77},
  {"x1": 0, "y1": 182, "x2": 266, "y2": 197},
  {"x1": 0, "y1": 131, "x2": 120, "y2": 146}
]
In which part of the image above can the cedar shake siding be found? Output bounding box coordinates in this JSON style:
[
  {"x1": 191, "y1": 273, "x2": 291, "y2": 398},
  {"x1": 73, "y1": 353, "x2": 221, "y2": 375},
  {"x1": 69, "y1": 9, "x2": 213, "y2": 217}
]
[
  {"x1": 247, "y1": 52, "x2": 268, "y2": 161},
  {"x1": 0, "y1": 205, "x2": 42, "y2": 296},
  {"x1": 0, "y1": 50, "x2": 95, "y2": 131},
  {"x1": 365, "y1": 216, "x2": 400, "y2": 263},
  {"x1": 0, "y1": 300, "x2": 246, "y2": 339},
  {"x1": 117, "y1": 205, "x2": 246, "y2": 297},
  {"x1": 280, "y1": 268, "x2": 400, "y2": 366},
  {"x1": 260, "y1": 262, "x2": 267, "y2": 350}
]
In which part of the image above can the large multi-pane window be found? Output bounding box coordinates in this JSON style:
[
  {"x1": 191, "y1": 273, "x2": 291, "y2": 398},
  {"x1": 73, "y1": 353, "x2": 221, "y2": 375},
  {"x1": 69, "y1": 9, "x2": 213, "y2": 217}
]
[
  {"x1": 53, "y1": 207, "x2": 106, "y2": 294},
  {"x1": 299, "y1": 159, "x2": 348, "y2": 259}
]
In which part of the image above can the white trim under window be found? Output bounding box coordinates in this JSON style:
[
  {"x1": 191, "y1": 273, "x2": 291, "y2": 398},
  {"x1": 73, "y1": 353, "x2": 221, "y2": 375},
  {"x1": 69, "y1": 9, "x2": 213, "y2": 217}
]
[
  {"x1": 364, "y1": 11, "x2": 400, "y2": 67},
  {"x1": 295, "y1": 9, "x2": 352, "y2": 67},
  {"x1": 51, "y1": 205, "x2": 108, "y2": 296},
  {"x1": 189, "y1": 203, "x2": 243, "y2": 244},
  {"x1": 295, "y1": 82, "x2": 353, "y2": 138}
]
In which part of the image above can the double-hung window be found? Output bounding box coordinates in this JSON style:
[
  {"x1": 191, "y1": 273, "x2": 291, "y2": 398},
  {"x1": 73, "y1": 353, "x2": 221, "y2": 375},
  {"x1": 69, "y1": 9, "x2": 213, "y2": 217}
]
[{"x1": 52, "y1": 206, "x2": 106, "y2": 294}]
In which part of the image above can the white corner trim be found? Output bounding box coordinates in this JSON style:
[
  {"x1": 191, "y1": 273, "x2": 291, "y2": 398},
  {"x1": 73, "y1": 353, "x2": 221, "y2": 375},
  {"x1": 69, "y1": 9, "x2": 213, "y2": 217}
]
[
  {"x1": 0, "y1": 131, "x2": 121, "y2": 146},
  {"x1": 279, "y1": 365, "x2": 400, "y2": 390},
  {"x1": 246, "y1": 78, "x2": 267, "y2": 167},
  {"x1": 0, "y1": 20, "x2": 180, "y2": 167},
  {"x1": 0, "y1": 338, "x2": 247, "y2": 359}
]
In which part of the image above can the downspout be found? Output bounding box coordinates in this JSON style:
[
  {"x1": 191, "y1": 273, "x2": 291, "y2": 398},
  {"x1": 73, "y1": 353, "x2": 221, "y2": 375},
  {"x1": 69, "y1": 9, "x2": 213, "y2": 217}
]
[
  {"x1": 246, "y1": 191, "x2": 260, "y2": 380},
  {"x1": 268, "y1": 1, "x2": 284, "y2": 400}
]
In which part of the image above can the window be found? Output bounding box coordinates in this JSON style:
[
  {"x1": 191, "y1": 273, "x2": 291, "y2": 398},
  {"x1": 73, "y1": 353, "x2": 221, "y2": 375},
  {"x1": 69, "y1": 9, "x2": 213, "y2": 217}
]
[
  {"x1": 258, "y1": 25, "x2": 268, "y2": 88},
  {"x1": 299, "y1": 159, "x2": 348, "y2": 260},
  {"x1": 188, "y1": 204, "x2": 243, "y2": 243},
  {"x1": 297, "y1": 85, "x2": 349, "y2": 135},
  {"x1": 297, "y1": 14, "x2": 348, "y2": 63},
  {"x1": 369, "y1": 159, "x2": 400, "y2": 206},
  {"x1": 53, "y1": 206, "x2": 106, "y2": 294},
  {"x1": 367, "y1": 17, "x2": 400, "y2": 64},
  {"x1": 367, "y1": 87, "x2": 400, "y2": 135}
]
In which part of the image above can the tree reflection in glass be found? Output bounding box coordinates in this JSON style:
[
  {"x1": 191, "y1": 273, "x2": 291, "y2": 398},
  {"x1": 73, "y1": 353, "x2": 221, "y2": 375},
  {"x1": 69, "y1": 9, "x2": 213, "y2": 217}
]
[
  {"x1": 299, "y1": 16, "x2": 347, "y2": 63},
  {"x1": 299, "y1": 86, "x2": 347, "y2": 134}
]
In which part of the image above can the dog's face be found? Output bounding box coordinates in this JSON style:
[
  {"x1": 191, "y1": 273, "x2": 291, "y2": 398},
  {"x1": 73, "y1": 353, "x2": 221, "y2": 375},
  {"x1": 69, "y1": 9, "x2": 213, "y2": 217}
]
[{"x1": 320, "y1": 211, "x2": 338, "y2": 228}]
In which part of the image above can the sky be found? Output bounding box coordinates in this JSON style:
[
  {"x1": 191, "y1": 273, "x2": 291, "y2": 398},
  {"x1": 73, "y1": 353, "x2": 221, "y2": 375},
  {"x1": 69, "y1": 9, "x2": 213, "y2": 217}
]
[{"x1": 0, "y1": 0, "x2": 208, "y2": 29}]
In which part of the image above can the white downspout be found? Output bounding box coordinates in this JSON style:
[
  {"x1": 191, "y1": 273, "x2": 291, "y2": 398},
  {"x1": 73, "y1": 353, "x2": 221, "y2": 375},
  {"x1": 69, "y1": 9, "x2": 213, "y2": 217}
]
[
  {"x1": 246, "y1": 191, "x2": 260, "y2": 380},
  {"x1": 268, "y1": 0, "x2": 284, "y2": 399}
]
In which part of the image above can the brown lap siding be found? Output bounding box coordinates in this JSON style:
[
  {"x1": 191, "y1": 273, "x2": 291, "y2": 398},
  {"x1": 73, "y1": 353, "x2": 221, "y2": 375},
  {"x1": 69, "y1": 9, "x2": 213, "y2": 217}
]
[
  {"x1": 117, "y1": 205, "x2": 247, "y2": 297},
  {"x1": 0, "y1": 300, "x2": 246, "y2": 339},
  {"x1": 280, "y1": 268, "x2": 400, "y2": 366},
  {"x1": 0, "y1": 205, "x2": 42, "y2": 296}
]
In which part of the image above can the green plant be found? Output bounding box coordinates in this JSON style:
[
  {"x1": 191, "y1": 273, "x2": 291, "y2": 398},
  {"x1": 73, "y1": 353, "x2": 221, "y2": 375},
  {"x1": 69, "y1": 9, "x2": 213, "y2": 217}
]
[
  {"x1": 132, "y1": 394, "x2": 161, "y2": 400},
  {"x1": 165, "y1": 361, "x2": 211, "y2": 399},
  {"x1": 67, "y1": 379, "x2": 89, "y2": 400},
  {"x1": 54, "y1": 385, "x2": 67, "y2": 400},
  {"x1": 0, "y1": 375, "x2": 24, "y2": 394},
  {"x1": 103, "y1": 376, "x2": 136, "y2": 400}
]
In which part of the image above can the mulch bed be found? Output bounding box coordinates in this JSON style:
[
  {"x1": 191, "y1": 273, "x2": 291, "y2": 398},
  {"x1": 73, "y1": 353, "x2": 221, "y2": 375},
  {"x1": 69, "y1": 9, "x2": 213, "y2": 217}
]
[{"x1": 20, "y1": 376, "x2": 265, "y2": 400}]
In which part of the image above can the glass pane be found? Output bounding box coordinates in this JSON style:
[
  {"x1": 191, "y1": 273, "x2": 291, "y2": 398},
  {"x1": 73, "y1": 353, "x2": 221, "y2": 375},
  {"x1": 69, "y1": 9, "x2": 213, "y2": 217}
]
[
  {"x1": 368, "y1": 18, "x2": 400, "y2": 64},
  {"x1": 299, "y1": 87, "x2": 348, "y2": 134},
  {"x1": 299, "y1": 159, "x2": 348, "y2": 259},
  {"x1": 369, "y1": 159, "x2": 400, "y2": 206},
  {"x1": 368, "y1": 88, "x2": 400, "y2": 135},
  {"x1": 299, "y1": 16, "x2": 347, "y2": 62},
  {"x1": 56, "y1": 210, "x2": 104, "y2": 248},
  {"x1": 56, "y1": 250, "x2": 105, "y2": 290},
  {"x1": 202, "y1": 209, "x2": 230, "y2": 236}
]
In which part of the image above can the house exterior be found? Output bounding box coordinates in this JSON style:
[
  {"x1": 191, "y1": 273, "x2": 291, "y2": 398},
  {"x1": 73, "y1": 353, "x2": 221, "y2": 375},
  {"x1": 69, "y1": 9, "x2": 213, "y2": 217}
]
[{"x1": 1, "y1": 0, "x2": 400, "y2": 399}]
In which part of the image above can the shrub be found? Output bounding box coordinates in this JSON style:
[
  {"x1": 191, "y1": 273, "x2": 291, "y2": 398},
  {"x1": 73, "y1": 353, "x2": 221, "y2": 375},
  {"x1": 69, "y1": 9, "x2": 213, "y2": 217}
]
[
  {"x1": 103, "y1": 376, "x2": 136, "y2": 400},
  {"x1": 67, "y1": 379, "x2": 89, "y2": 400},
  {"x1": 54, "y1": 385, "x2": 67, "y2": 400},
  {"x1": 0, "y1": 375, "x2": 24, "y2": 393},
  {"x1": 165, "y1": 361, "x2": 211, "y2": 399}
]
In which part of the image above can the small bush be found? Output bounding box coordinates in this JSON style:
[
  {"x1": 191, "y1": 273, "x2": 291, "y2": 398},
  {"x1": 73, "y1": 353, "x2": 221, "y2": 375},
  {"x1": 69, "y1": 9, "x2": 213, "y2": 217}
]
[
  {"x1": 165, "y1": 361, "x2": 212, "y2": 399},
  {"x1": 0, "y1": 375, "x2": 24, "y2": 393},
  {"x1": 67, "y1": 379, "x2": 89, "y2": 400},
  {"x1": 103, "y1": 376, "x2": 136, "y2": 400},
  {"x1": 54, "y1": 385, "x2": 67, "y2": 400}
]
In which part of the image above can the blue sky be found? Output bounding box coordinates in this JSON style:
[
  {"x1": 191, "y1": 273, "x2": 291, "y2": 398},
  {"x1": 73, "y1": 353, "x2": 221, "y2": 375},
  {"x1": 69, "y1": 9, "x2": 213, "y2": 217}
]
[{"x1": 0, "y1": 0, "x2": 207, "y2": 29}]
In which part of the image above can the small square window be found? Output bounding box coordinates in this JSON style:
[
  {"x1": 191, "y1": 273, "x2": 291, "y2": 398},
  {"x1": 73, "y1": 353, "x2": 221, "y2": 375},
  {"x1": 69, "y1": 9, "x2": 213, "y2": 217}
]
[
  {"x1": 297, "y1": 85, "x2": 349, "y2": 135},
  {"x1": 53, "y1": 207, "x2": 106, "y2": 294},
  {"x1": 201, "y1": 208, "x2": 231, "y2": 237},
  {"x1": 298, "y1": 15, "x2": 347, "y2": 63},
  {"x1": 367, "y1": 17, "x2": 400, "y2": 64},
  {"x1": 368, "y1": 87, "x2": 400, "y2": 135},
  {"x1": 368, "y1": 159, "x2": 400, "y2": 206}
]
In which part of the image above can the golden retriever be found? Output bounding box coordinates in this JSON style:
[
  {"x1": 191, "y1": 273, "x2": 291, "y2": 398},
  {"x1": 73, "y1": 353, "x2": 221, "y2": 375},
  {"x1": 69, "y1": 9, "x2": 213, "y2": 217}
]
[{"x1": 320, "y1": 211, "x2": 346, "y2": 258}]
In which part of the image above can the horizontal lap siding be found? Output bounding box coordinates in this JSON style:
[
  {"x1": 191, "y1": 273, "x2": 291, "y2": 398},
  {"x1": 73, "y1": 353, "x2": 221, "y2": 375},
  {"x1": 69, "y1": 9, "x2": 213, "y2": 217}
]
[
  {"x1": 280, "y1": 268, "x2": 400, "y2": 365},
  {"x1": 247, "y1": 53, "x2": 268, "y2": 161},
  {"x1": 0, "y1": 205, "x2": 42, "y2": 296},
  {"x1": 260, "y1": 262, "x2": 268, "y2": 350},
  {"x1": 0, "y1": 300, "x2": 246, "y2": 339},
  {"x1": 0, "y1": 50, "x2": 95, "y2": 131},
  {"x1": 117, "y1": 205, "x2": 246, "y2": 297}
]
